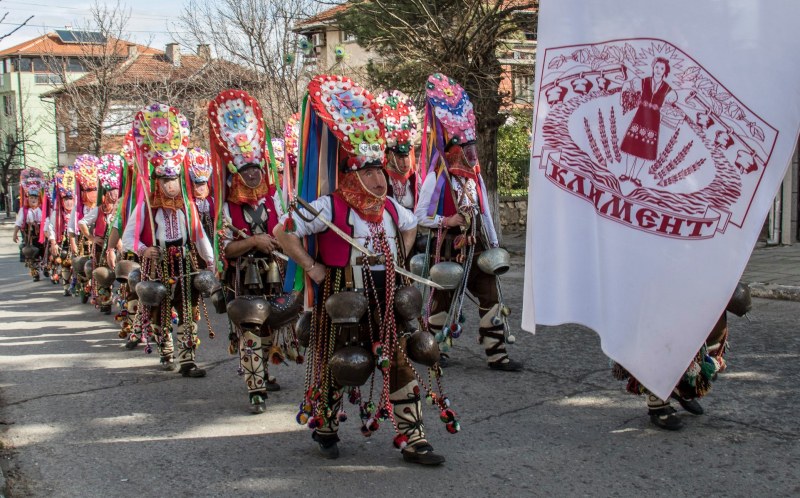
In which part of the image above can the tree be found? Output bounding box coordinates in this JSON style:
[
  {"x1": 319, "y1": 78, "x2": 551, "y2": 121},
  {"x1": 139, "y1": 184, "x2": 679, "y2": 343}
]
[
  {"x1": 43, "y1": 0, "x2": 137, "y2": 156},
  {"x1": 177, "y1": 0, "x2": 322, "y2": 132},
  {"x1": 0, "y1": 93, "x2": 49, "y2": 215},
  {"x1": 338, "y1": 0, "x2": 538, "y2": 238},
  {"x1": 0, "y1": 0, "x2": 33, "y2": 44}
]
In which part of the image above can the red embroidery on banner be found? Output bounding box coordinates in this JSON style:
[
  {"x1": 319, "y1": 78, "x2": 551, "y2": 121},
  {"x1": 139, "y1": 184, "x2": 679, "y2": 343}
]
[{"x1": 533, "y1": 39, "x2": 778, "y2": 240}]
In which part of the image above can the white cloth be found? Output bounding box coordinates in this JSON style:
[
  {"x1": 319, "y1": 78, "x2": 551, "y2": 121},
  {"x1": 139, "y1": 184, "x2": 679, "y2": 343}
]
[
  {"x1": 45, "y1": 209, "x2": 75, "y2": 242},
  {"x1": 279, "y1": 195, "x2": 416, "y2": 271},
  {"x1": 522, "y1": 0, "x2": 800, "y2": 400},
  {"x1": 15, "y1": 207, "x2": 41, "y2": 228},
  {"x1": 121, "y1": 204, "x2": 214, "y2": 267},
  {"x1": 415, "y1": 173, "x2": 499, "y2": 246}
]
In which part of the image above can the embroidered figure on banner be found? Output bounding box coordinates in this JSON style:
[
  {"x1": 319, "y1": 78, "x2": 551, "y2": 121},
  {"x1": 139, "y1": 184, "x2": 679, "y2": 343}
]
[{"x1": 533, "y1": 39, "x2": 778, "y2": 240}]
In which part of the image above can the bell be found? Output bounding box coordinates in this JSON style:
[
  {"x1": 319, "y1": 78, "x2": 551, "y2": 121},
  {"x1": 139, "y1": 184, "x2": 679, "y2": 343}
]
[
  {"x1": 325, "y1": 291, "x2": 368, "y2": 324},
  {"x1": 409, "y1": 253, "x2": 427, "y2": 276},
  {"x1": 72, "y1": 256, "x2": 88, "y2": 277},
  {"x1": 92, "y1": 266, "x2": 116, "y2": 288},
  {"x1": 60, "y1": 249, "x2": 69, "y2": 260},
  {"x1": 429, "y1": 262, "x2": 464, "y2": 290},
  {"x1": 127, "y1": 268, "x2": 142, "y2": 290},
  {"x1": 406, "y1": 330, "x2": 440, "y2": 367},
  {"x1": 227, "y1": 296, "x2": 271, "y2": 331},
  {"x1": 244, "y1": 262, "x2": 262, "y2": 288},
  {"x1": 266, "y1": 260, "x2": 281, "y2": 284},
  {"x1": 477, "y1": 247, "x2": 511, "y2": 275},
  {"x1": 296, "y1": 311, "x2": 312, "y2": 348},
  {"x1": 394, "y1": 285, "x2": 423, "y2": 321},
  {"x1": 726, "y1": 282, "x2": 752, "y2": 317},
  {"x1": 62, "y1": 257, "x2": 72, "y2": 268},
  {"x1": 136, "y1": 281, "x2": 169, "y2": 306},
  {"x1": 115, "y1": 260, "x2": 140, "y2": 283},
  {"x1": 22, "y1": 245, "x2": 39, "y2": 260},
  {"x1": 329, "y1": 346, "x2": 374, "y2": 386},
  {"x1": 83, "y1": 259, "x2": 95, "y2": 279},
  {"x1": 192, "y1": 270, "x2": 218, "y2": 297}
]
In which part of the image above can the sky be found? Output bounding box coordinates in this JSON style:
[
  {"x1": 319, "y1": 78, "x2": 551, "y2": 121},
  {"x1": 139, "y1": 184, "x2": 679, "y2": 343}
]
[{"x1": 0, "y1": 0, "x2": 191, "y2": 52}]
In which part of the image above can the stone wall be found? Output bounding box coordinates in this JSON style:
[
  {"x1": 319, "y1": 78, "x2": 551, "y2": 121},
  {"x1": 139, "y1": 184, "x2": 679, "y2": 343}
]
[{"x1": 499, "y1": 195, "x2": 528, "y2": 231}]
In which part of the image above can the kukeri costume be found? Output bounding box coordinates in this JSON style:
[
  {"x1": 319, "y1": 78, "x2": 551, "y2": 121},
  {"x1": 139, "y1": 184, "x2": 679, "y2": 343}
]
[
  {"x1": 208, "y1": 89, "x2": 301, "y2": 413},
  {"x1": 121, "y1": 102, "x2": 215, "y2": 376},
  {"x1": 415, "y1": 73, "x2": 521, "y2": 371},
  {"x1": 15, "y1": 167, "x2": 45, "y2": 281},
  {"x1": 71, "y1": 155, "x2": 101, "y2": 304},
  {"x1": 278, "y1": 75, "x2": 455, "y2": 465},
  {"x1": 46, "y1": 167, "x2": 78, "y2": 296},
  {"x1": 612, "y1": 283, "x2": 751, "y2": 430},
  {"x1": 376, "y1": 90, "x2": 421, "y2": 211}
]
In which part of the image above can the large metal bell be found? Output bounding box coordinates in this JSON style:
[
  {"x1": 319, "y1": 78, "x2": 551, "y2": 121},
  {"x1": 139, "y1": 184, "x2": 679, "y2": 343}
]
[
  {"x1": 127, "y1": 268, "x2": 142, "y2": 290},
  {"x1": 429, "y1": 262, "x2": 464, "y2": 290},
  {"x1": 92, "y1": 266, "x2": 116, "y2": 288},
  {"x1": 136, "y1": 281, "x2": 169, "y2": 306},
  {"x1": 409, "y1": 253, "x2": 427, "y2": 276},
  {"x1": 477, "y1": 247, "x2": 511, "y2": 275},
  {"x1": 227, "y1": 296, "x2": 271, "y2": 331},
  {"x1": 726, "y1": 282, "x2": 752, "y2": 317},
  {"x1": 266, "y1": 293, "x2": 303, "y2": 329},
  {"x1": 192, "y1": 270, "x2": 218, "y2": 297},
  {"x1": 394, "y1": 285, "x2": 423, "y2": 321},
  {"x1": 72, "y1": 256, "x2": 88, "y2": 277},
  {"x1": 329, "y1": 346, "x2": 374, "y2": 386},
  {"x1": 406, "y1": 330, "x2": 440, "y2": 367},
  {"x1": 296, "y1": 311, "x2": 312, "y2": 348},
  {"x1": 325, "y1": 291, "x2": 368, "y2": 324},
  {"x1": 83, "y1": 259, "x2": 95, "y2": 279},
  {"x1": 115, "y1": 260, "x2": 140, "y2": 282},
  {"x1": 22, "y1": 245, "x2": 39, "y2": 260}
]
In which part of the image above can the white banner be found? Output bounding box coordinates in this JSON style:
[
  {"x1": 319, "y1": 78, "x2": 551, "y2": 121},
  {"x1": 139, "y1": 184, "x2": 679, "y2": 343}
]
[{"x1": 522, "y1": 0, "x2": 800, "y2": 400}]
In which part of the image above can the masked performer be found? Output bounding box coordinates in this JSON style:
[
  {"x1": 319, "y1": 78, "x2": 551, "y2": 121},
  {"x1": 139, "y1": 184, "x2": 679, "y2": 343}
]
[
  {"x1": 70, "y1": 155, "x2": 101, "y2": 303},
  {"x1": 46, "y1": 166, "x2": 79, "y2": 295},
  {"x1": 415, "y1": 73, "x2": 521, "y2": 371},
  {"x1": 276, "y1": 75, "x2": 454, "y2": 465},
  {"x1": 377, "y1": 90, "x2": 421, "y2": 211},
  {"x1": 121, "y1": 102, "x2": 215, "y2": 376},
  {"x1": 13, "y1": 167, "x2": 46, "y2": 281},
  {"x1": 209, "y1": 89, "x2": 300, "y2": 413}
]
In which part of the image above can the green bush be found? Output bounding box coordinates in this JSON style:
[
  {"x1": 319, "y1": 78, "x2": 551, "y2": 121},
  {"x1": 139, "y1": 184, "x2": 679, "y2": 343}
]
[{"x1": 498, "y1": 111, "x2": 532, "y2": 194}]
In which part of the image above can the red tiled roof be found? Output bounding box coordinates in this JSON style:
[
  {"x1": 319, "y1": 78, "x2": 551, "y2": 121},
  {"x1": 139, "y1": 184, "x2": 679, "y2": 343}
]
[
  {"x1": 295, "y1": 3, "x2": 350, "y2": 28},
  {"x1": 0, "y1": 32, "x2": 160, "y2": 58}
]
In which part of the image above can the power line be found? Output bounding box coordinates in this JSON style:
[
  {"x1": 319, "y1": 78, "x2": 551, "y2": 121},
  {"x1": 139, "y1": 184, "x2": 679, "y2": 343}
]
[{"x1": 0, "y1": 20, "x2": 192, "y2": 35}]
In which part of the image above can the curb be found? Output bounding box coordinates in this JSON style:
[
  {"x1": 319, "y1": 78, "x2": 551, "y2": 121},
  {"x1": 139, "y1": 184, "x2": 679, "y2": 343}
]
[{"x1": 747, "y1": 282, "x2": 800, "y2": 302}]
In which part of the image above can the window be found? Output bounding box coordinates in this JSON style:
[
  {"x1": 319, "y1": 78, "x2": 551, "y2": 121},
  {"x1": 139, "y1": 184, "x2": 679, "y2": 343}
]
[
  {"x1": 67, "y1": 58, "x2": 85, "y2": 72},
  {"x1": 3, "y1": 95, "x2": 13, "y2": 116},
  {"x1": 15, "y1": 58, "x2": 32, "y2": 72},
  {"x1": 5, "y1": 134, "x2": 15, "y2": 154},
  {"x1": 512, "y1": 72, "x2": 535, "y2": 105},
  {"x1": 102, "y1": 104, "x2": 136, "y2": 135},
  {"x1": 34, "y1": 73, "x2": 62, "y2": 85},
  {"x1": 32, "y1": 58, "x2": 49, "y2": 72},
  {"x1": 69, "y1": 110, "x2": 78, "y2": 138},
  {"x1": 341, "y1": 31, "x2": 357, "y2": 43}
]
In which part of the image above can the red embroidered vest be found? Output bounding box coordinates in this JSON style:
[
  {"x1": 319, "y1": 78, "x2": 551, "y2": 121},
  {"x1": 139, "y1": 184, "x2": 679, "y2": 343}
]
[{"x1": 317, "y1": 194, "x2": 400, "y2": 268}]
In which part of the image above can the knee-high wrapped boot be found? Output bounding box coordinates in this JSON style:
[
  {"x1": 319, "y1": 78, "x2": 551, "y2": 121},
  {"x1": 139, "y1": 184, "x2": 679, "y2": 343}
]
[
  {"x1": 240, "y1": 331, "x2": 267, "y2": 413},
  {"x1": 177, "y1": 323, "x2": 205, "y2": 378},
  {"x1": 391, "y1": 381, "x2": 445, "y2": 466},
  {"x1": 479, "y1": 304, "x2": 522, "y2": 371},
  {"x1": 153, "y1": 324, "x2": 176, "y2": 371}
]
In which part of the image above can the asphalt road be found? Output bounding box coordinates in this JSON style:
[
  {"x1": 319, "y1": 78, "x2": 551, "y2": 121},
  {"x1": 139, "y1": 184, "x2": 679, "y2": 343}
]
[{"x1": 0, "y1": 231, "x2": 798, "y2": 497}]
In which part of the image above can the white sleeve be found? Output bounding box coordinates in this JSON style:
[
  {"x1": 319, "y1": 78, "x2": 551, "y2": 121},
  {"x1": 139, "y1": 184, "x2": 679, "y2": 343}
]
[
  {"x1": 195, "y1": 224, "x2": 214, "y2": 267},
  {"x1": 121, "y1": 204, "x2": 146, "y2": 254},
  {"x1": 68, "y1": 210, "x2": 76, "y2": 234},
  {"x1": 14, "y1": 210, "x2": 24, "y2": 228},
  {"x1": 278, "y1": 196, "x2": 332, "y2": 237},
  {"x1": 391, "y1": 198, "x2": 417, "y2": 232},
  {"x1": 415, "y1": 174, "x2": 445, "y2": 229},
  {"x1": 78, "y1": 207, "x2": 98, "y2": 228},
  {"x1": 478, "y1": 177, "x2": 499, "y2": 247},
  {"x1": 220, "y1": 202, "x2": 233, "y2": 249},
  {"x1": 46, "y1": 211, "x2": 56, "y2": 241}
]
